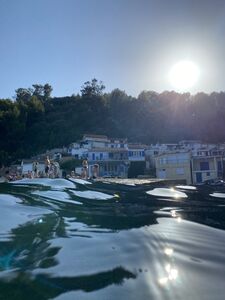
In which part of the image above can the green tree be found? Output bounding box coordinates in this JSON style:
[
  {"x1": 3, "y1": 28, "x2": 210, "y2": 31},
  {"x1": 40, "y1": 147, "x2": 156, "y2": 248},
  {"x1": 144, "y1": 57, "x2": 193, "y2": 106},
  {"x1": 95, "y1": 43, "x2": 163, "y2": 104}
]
[
  {"x1": 15, "y1": 88, "x2": 32, "y2": 102},
  {"x1": 32, "y1": 84, "x2": 44, "y2": 97},
  {"x1": 80, "y1": 78, "x2": 105, "y2": 97},
  {"x1": 43, "y1": 84, "x2": 53, "y2": 100}
]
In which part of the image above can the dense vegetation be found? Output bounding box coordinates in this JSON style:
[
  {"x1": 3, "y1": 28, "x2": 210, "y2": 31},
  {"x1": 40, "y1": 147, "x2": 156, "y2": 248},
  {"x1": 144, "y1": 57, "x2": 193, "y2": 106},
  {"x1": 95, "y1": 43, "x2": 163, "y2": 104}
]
[{"x1": 1, "y1": 79, "x2": 225, "y2": 166}]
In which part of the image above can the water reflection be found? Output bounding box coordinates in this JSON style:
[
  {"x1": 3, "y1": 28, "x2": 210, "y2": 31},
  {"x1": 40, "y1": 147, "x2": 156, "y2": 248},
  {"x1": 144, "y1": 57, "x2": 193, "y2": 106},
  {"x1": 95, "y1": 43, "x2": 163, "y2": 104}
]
[
  {"x1": 164, "y1": 248, "x2": 174, "y2": 256},
  {"x1": 0, "y1": 267, "x2": 136, "y2": 299},
  {"x1": 146, "y1": 188, "x2": 188, "y2": 199},
  {"x1": 158, "y1": 264, "x2": 179, "y2": 286},
  {"x1": 0, "y1": 180, "x2": 225, "y2": 299}
]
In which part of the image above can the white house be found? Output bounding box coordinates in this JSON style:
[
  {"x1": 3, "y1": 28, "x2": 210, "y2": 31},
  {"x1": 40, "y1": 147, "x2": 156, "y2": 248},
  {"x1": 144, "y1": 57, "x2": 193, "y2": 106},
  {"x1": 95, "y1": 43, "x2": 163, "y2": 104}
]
[
  {"x1": 108, "y1": 138, "x2": 128, "y2": 149},
  {"x1": 69, "y1": 145, "x2": 88, "y2": 159},
  {"x1": 87, "y1": 148, "x2": 129, "y2": 177},
  {"x1": 128, "y1": 144, "x2": 146, "y2": 161},
  {"x1": 82, "y1": 134, "x2": 109, "y2": 149},
  {"x1": 145, "y1": 143, "x2": 179, "y2": 169},
  {"x1": 191, "y1": 149, "x2": 223, "y2": 184}
]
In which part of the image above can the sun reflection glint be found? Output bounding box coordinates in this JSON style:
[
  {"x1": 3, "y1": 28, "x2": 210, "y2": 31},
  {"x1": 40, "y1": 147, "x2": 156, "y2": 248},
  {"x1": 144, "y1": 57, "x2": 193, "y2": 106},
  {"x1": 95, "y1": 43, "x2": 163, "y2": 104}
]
[
  {"x1": 158, "y1": 264, "x2": 179, "y2": 286},
  {"x1": 164, "y1": 248, "x2": 174, "y2": 256}
]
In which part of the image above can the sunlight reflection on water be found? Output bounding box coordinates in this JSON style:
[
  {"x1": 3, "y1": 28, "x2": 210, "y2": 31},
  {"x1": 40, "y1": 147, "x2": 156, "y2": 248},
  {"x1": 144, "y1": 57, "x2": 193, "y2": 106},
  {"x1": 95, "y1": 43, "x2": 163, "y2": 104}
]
[
  {"x1": 0, "y1": 180, "x2": 225, "y2": 300},
  {"x1": 146, "y1": 188, "x2": 188, "y2": 199}
]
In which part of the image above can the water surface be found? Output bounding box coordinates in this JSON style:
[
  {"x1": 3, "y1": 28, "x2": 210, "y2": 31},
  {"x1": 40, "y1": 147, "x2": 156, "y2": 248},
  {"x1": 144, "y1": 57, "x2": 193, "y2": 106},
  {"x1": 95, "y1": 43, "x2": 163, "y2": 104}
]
[{"x1": 0, "y1": 179, "x2": 225, "y2": 300}]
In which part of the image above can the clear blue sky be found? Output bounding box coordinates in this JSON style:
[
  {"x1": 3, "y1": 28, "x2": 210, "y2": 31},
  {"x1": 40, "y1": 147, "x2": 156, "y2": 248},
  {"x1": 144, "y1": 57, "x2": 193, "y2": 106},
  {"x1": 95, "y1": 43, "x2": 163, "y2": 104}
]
[{"x1": 0, "y1": 0, "x2": 225, "y2": 98}]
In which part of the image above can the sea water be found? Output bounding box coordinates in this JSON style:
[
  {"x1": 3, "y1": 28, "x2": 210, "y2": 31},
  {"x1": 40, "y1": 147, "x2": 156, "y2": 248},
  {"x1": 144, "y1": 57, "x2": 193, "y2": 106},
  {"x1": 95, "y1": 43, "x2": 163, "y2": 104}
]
[{"x1": 0, "y1": 178, "x2": 225, "y2": 300}]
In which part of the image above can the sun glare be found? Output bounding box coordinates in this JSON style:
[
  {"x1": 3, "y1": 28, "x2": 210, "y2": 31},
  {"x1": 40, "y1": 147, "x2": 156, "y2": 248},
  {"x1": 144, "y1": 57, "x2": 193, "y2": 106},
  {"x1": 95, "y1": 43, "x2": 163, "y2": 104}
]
[{"x1": 169, "y1": 60, "x2": 200, "y2": 91}]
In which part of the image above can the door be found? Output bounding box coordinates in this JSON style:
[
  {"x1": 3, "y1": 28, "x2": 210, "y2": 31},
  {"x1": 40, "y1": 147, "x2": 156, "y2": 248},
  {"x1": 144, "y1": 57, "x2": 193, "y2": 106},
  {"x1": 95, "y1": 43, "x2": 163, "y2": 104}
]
[{"x1": 196, "y1": 172, "x2": 202, "y2": 183}]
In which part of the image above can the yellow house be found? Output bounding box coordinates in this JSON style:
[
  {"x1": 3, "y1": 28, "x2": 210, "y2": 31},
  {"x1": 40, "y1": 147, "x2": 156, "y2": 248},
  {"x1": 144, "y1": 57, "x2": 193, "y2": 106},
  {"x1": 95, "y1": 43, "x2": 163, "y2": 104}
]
[{"x1": 155, "y1": 151, "x2": 192, "y2": 184}]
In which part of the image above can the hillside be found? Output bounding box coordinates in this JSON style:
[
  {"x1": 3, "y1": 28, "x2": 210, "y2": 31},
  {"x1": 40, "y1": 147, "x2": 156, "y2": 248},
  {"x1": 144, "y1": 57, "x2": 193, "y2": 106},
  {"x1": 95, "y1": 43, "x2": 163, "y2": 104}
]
[{"x1": 1, "y1": 80, "x2": 225, "y2": 166}]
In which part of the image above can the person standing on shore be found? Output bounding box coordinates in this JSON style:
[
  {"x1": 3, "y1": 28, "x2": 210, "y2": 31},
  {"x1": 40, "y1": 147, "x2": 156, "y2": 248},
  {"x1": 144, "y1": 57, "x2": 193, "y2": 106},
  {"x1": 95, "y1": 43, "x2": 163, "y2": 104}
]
[
  {"x1": 92, "y1": 164, "x2": 99, "y2": 179},
  {"x1": 82, "y1": 158, "x2": 88, "y2": 179},
  {"x1": 45, "y1": 156, "x2": 50, "y2": 177},
  {"x1": 32, "y1": 161, "x2": 39, "y2": 178}
]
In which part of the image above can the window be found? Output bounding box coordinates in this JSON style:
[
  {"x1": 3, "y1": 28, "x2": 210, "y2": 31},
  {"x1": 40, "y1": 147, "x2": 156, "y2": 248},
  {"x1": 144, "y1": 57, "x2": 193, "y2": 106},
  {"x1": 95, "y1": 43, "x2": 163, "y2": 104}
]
[
  {"x1": 206, "y1": 172, "x2": 210, "y2": 176},
  {"x1": 159, "y1": 158, "x2": 166, "y2": 164},
  {"x1": 218, "y1": 161, "x2": 222, "y2": 171},
  {"x1": 100, "y1": 153, "x2": 103, "y2": 160},
  {"x1": 92, "y1": 153, "x2": 95, "y2": 160},
  {"x1": 200, "y1": 161, "x2": 209, "y2": 171}
]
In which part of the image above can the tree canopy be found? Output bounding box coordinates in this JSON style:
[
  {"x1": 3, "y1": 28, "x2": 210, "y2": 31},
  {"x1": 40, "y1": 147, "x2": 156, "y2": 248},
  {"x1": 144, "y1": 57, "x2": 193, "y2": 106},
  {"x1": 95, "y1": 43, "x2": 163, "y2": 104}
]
[{"x1": 1, "y1": 79, "x2": 225, "y2": 166}]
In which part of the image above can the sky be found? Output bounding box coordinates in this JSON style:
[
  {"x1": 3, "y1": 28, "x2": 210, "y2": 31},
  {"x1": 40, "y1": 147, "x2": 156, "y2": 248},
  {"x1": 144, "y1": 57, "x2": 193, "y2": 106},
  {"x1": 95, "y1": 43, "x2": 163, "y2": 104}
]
[{"x1": 0, "y1": 0, "x2": 225, "y2": 98}]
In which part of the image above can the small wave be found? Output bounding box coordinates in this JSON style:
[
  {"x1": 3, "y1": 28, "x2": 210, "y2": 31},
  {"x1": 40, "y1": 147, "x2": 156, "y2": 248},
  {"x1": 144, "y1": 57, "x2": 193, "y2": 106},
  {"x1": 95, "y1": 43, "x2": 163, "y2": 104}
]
[
  {"x1": 146, "y1": 188, "x2": 187, "y2": 199},
  {"x1": 32, "y1": 190, "x2": 82, "y2": 205},
  {"x1": 69, "y1": 190, "x2": 115, "y2": 200},
  {"x1": 210, "y1": 192, "x2": 225, "y2": 198},
  {"x1": 176, "y1": 185, "x2": 197, "y2": 190}
]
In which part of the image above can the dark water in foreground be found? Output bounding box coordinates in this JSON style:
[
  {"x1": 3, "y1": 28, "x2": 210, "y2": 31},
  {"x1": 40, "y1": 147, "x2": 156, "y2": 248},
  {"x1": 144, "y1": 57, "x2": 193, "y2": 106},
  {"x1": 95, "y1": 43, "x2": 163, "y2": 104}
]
[{"x1": 0, "y1": 178, "x2": 225, "y2": 300}]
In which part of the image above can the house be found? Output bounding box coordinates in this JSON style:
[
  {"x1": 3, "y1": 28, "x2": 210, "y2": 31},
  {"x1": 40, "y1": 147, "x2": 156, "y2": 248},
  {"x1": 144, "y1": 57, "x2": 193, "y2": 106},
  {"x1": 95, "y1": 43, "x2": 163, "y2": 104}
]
[
  {"x1": 109, "y1": 138, "x2": 128, "y2": 149},
  {"x1": 82, "y1": 134, "x2": 109, "y2": 149},
  {"x1": 68, "y1": 143, "x2": 88, "y2": 159},
  {"x1": 155, "y1": 146, "x2": 224, "y2": 184},
  {"x1": 128, "y1": 144, "x2": 146, "y2": 161},
  {"x1": 145, "y1": 143, "x2": 179, "y2": 169},
  {"x1": 191, "y1": 149, "x2": 223, "y2": 184},
  {"x1": 69, "y1": 135, "x2": 130, "y2": 177},
  {"x1": 155, "y1": 151, "x2": 192, "y2": 184},
  {"x1": 87, "y1": 148, "x2": 129, "y2": 178},
  {"x1": 127, "y1": 144, "x2": 148, "y2": 177},
  {"x1": 46, "y1": 147, "x2": 67, "y2": 158},
  {"x1": 178, "y1": 140, "x2": 202, "y2": 151}
]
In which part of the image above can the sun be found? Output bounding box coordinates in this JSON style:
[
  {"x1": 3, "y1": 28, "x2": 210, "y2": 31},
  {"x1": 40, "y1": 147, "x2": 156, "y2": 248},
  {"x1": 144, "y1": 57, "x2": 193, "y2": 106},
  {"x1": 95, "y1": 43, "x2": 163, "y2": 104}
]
[{"x1": 169, "y1": 60, "x2": 200, "y2": 91}]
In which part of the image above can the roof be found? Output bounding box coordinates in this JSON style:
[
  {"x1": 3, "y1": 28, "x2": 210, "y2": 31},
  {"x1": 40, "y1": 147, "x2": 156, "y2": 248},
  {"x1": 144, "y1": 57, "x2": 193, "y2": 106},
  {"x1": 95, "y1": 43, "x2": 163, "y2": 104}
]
[
  {"x1": 155, "y1": 151, "x2": 190, "y2": 157},
  {"x1": 83, "y1": 134, "x2": 108, "y2": 140},
  {"x1": 109, "y1": 137, "x2": 127, "y2": 143},
  {"x1": 88, "y1": 148, "x2": 128, "y2": 153},
  {"x1": 128, "y1": 144, "x2": 147, "y2": 149}
]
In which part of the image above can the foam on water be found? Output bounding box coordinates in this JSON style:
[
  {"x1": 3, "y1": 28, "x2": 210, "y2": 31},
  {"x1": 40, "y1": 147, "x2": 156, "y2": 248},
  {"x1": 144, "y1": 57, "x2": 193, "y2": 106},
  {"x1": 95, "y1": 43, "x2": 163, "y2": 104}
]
[
  {"x1": 146, "y1": 188, "x2": 188, "y2": 198},
  {"x1": 70, "y1": 190, "x2": 115, "y2": 200}
]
